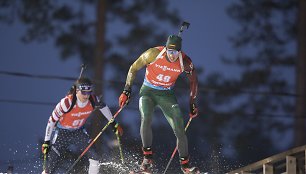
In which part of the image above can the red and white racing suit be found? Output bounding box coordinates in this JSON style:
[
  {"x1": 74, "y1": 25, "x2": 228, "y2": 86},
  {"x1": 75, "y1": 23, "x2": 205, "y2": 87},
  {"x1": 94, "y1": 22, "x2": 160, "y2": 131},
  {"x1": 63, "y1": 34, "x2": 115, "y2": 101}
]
[{"x1": 43, "y1": 94, "x2": 113, "y2": 174}]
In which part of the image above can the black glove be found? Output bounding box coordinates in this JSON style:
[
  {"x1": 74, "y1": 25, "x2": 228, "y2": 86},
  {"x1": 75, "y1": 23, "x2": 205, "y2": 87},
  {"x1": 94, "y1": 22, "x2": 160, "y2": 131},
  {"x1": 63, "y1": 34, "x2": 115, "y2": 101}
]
[
  {"x1": 111, "y1": 121, "x2": 123, "y2": 136},
  {"x1": 189, "y1": 102, "x2": 198, "y2": 118},
  {"x1": 41, "y1": 141, "x2": 50, "y2": 154}
]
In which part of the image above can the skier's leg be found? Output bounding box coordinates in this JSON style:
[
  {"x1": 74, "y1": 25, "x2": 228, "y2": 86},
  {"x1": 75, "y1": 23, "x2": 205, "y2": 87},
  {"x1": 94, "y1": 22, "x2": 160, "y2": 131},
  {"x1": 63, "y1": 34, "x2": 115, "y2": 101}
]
[
  {"x1": 158, "y1": 95, "x2": 188, "y2": 158},
  {"x1": 158, "y1": 94, "x2": 199, "y2": 173},
  {"x1": 74, "y1": 128, "x2": 101, "y2": 174},
  {"x1": 44, "y1": 148, "x2": 60, "y2": 174},
  {"x1": 86, "y1": 143, "x2": 101, "y2": 174},
  {"x1": 139, "y1": 95, "x2": 155, "y2": 150},
  {"x1": 88, "y1": 159, "x2": 100, "y2": 174},
  {"x1": 139, "y1": 95, "x2": 155, "y2": 172},
  {"x1": 45, "y1": 129, "x2": 69, "y2": 174}
]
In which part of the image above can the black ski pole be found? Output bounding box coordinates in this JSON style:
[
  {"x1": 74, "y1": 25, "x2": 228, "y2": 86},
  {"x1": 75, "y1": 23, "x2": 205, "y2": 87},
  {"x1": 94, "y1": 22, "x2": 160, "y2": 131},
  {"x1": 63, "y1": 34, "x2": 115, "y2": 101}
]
[
  {"x1": 163, "y1": 117, "x2": 193, "y2": 174},
  {"x1": 65, "y1": 106, "x2": 125, "y2": 174}
]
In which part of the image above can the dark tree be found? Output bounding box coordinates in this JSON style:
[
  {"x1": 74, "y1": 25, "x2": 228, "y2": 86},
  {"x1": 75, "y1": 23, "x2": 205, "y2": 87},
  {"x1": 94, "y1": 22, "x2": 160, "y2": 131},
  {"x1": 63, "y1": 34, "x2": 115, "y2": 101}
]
[
  {"x1": 295, "y1": 0, "x2": 306, "y2": 147},
  {"x1": 202, "y1": 0, "x2": 306, "y2": 167},
  {"x1": 0, "y1": 0, "x2": 185, "y2": 171},
  {"x1": 0, "y1": 0, "x2": 181, "y2": 95}
]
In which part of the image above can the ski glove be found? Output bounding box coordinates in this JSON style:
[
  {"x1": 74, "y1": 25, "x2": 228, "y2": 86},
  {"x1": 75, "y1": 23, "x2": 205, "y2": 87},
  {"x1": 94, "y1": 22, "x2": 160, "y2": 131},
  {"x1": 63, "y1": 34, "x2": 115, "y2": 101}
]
[
  {"x1": 111, "y1": 122, "x2": 123, "y2": 136},
  {"x1": 189, "y1": 102, "x2": 198, "y2": 118},
  {"x1": 41, "y1": 141, "x2": 50, "y2": 154},
  {"x1": 119, "y1": 88, "x2": 131, "y2": 107}
]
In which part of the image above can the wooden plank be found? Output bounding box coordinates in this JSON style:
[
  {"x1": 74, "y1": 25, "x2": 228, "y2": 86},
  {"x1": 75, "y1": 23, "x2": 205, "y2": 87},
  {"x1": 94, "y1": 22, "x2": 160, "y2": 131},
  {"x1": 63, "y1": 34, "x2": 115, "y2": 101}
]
[
  {"x1": 286, "y1": 156, "x2": 296, "y2": 174},
  {"x1": 263, "y1": 163, "x2": 273, "y2": 174},
  {"x1": 228, "y1": 145, "x2": 306, "y2": 174},
  {"x1": 304, "y1": 150, "x2": 306, "y2": 174}
]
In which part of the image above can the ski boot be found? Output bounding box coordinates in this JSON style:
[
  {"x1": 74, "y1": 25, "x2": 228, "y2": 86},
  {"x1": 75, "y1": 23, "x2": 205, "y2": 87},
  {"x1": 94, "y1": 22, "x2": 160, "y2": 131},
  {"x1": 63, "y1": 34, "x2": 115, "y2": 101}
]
[
  {"x1": 181, "y1": 166, "x2": 200, "y2": 174},
  {"x1": 129, "y1": 158, "x2": 153, "y2": 174},
  {"x1": 130, "y1": 147, "x2": 153, "y2": 174},
  {"x1": 140, "y1": 147, "x2": 153, "y2": 173},
  {"x1": 140, "y1": 157, "x2": 153, "y2": 173},
  {"x1": 180, "y1": 156, "x2": 200, "y2": 174}
]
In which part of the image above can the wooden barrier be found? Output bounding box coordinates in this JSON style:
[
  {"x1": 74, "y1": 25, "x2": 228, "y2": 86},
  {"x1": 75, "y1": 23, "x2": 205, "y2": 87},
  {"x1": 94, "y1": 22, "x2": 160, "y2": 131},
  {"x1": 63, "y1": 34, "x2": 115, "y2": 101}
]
[{"x1": 227, "y1": 144, "x2": 306, "y2": 174}]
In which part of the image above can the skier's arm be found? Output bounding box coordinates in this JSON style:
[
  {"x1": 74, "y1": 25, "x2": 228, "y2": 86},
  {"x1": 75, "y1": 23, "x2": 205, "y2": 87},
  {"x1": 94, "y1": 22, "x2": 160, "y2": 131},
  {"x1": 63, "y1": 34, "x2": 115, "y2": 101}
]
[
  {"x1": 187, "y1": 69, "x2": 198, "y2": 103},
  {"x1": 184, "y1": 56, "x2": 199, "y2": 117},
  {"x1": 119, "y1": 48, "x2": 159, "y2": 107},
  {"x1": 44, "y1": 117, "x2": 56, "y2": 141},
  {"x1": 96, "y1": 97, "x2": 113, "y2": 121},
  {"x1": 184, "y1": 57, "x2": 198, "y2": 103},
  {"x1": 95, "y1": 96, "x2": 123, "y2": 135},
  {"x1": 42, "y1": 117, "x2": 55, "y2": 154},
  {"x1": 124, "y1": 48, "x2": 160, "y2": 89},
  {"x1": 44, "y1": 97, "x2": 71, "y2": 141}
]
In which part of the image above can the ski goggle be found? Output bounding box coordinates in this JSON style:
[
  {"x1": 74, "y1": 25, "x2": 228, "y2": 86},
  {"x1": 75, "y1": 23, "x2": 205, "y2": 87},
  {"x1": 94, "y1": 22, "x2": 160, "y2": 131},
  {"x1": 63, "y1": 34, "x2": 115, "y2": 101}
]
[
  {"x1": 80, "y1": 90, "x2": 92, "y2": 95},
  {"x1": 77, "y1": 84, "x2": 92, "y2": 95},
  {"x1": 166, "y1": 49, "x2": 179, "y2": 55},
  {"x1": 166, "y1": 49, "x2": 179, "y2": 62}
]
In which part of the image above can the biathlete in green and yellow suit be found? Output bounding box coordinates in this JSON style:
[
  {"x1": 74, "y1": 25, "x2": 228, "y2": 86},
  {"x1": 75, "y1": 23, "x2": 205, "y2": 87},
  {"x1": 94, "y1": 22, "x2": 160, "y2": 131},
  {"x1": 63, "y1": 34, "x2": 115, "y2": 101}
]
[{"x1": 119, "y1": 35, "x2": 200, "y2": 174}]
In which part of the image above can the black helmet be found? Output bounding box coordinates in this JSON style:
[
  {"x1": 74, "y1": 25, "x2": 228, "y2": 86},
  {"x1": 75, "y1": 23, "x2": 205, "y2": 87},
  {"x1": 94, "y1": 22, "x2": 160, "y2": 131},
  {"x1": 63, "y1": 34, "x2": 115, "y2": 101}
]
[
  {"x1": 75, "y1": 77, "x2": 93, "y2": 92},
  {"x1": 166, "y1": 35, "x2": 182, "y2": 51}
]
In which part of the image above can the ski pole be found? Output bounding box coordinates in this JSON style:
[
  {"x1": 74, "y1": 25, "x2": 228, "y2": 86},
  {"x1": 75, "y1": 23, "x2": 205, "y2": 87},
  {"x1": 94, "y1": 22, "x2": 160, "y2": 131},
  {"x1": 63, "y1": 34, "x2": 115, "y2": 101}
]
[
  {"x1": 42, "y1": 150, "x2": 47, "y2": 172},
  {"x1": 65, "y1": 106, "x2": 125, "y2": 174},
  {"x1": 163, "y1": 117, "x2": 193, "y2": 174},
  {"x1": 116, "y1": 131, "x2": 125, "y2": 164}
]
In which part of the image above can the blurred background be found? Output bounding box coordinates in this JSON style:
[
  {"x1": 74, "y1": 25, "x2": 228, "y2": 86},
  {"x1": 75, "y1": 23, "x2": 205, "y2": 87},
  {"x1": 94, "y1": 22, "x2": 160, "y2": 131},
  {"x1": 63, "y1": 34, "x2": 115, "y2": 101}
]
[{"x1": 0, "y1": 0, "x2": 305, "y2": 173}]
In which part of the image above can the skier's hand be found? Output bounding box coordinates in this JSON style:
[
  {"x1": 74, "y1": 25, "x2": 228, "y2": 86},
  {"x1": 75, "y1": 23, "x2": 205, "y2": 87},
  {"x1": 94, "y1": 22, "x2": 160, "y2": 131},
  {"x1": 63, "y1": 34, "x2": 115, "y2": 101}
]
[
  {"x1": 41, "y1": 141, "x2": 50, "y2": 154},
  {"x1": 119, "y1": 88, "x2": 131, "y2": 107},
  {"x1": 189, "y1": 102, "x2": 198, "y2": 118},
  {"x1": 114, "y1": 123, "x2": 123, "y2": 136}
]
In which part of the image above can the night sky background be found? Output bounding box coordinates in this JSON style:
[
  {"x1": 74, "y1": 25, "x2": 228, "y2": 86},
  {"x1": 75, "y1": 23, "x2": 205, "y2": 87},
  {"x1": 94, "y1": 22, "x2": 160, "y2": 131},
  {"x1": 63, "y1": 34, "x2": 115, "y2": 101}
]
[{"x1": 0, "y1": 0, "x2": 302, "y2": 173}]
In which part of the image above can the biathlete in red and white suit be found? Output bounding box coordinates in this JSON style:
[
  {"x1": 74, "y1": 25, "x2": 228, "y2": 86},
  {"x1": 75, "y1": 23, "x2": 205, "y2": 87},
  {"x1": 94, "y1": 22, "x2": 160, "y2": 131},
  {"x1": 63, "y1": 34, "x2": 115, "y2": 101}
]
[{"x1": 42, "y1": 77, "x2": 123, "y2": 174}]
